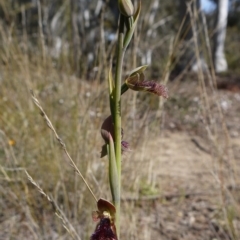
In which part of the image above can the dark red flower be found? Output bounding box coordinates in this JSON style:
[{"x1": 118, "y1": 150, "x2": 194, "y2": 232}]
[
  {"x1": 90, "y1": 218, "x2": 117, "y2": 240},
  {"x1": 91, "y1": 199, "x2": 117, "y2": 240}
]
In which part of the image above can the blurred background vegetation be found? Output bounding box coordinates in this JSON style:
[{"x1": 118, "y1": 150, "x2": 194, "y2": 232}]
[
  {"x1": 0, "y1": 0, "x2": 240, "y2": 78},
  {"x1": 0, "y1": 0, "x2": 240, "y2": 239}
]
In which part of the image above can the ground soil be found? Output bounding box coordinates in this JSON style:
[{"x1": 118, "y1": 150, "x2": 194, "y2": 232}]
[{"x1": 131, "y1": 131, "x2": 240, "y2": 240}]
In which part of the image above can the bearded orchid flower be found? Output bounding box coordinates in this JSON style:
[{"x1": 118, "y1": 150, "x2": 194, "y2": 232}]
[
  {"x1": 125, "y1": 73, "x2": 168, "y2": 98},
  {"x1": 91, "y1": 199, "x2": 117, "y2": 240}
]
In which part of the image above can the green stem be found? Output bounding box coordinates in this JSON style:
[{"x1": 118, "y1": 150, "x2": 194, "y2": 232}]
[{"x1": 114, "y1": 14, "x2": 125, "y2": 238}]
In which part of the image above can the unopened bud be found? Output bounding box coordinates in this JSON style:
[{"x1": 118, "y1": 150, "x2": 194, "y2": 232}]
[{"x1": 118, "y1": 0, "x2": 134, "y2": 17}]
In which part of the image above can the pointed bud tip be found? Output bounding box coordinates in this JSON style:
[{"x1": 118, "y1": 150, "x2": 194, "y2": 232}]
[{"x1": 118, "y1": 0, "x2": 134, "y2": 17}]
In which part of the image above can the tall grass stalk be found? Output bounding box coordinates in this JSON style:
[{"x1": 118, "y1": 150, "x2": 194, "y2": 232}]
[{"x1": 186, "y1": 2, "x2": 238, "y2": 239}]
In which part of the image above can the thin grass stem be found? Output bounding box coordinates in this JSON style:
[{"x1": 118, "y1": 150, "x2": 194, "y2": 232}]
[{"x1": 30, "y1": 90, "x2": 98, "y2": 203}]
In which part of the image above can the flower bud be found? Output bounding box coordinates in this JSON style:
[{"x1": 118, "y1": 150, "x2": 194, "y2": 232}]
[
  {"x1": 118, "y1": 0, "x2": 134, "y2": 17},
  {"x1": 100, "y1": 115, "x2": 130, "y2": 158}
]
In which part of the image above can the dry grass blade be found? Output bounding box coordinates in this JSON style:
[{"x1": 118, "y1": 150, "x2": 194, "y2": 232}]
[
  {"x1": 30, "y1": 90, "x2": 98, "y2": 202},
  {"x1": 25, "y1": 170, "x2": 81, "y2": 240}
]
